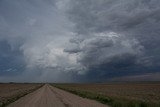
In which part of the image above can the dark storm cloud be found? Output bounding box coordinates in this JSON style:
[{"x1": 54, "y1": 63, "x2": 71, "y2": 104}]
[
  {"x1": 0, "y1": 0, "x2": 160, "y2": 82},
  {"x1": 0, "y1": 0, "x2": 75, "y2": 82},
  {"x1": 63, "y1": 0, "x2": 160, "y2": 81},
  {"x1": 67, "y1": 0, "x2": 160, "y2": 33},
  {"x1": 63, "y1": 45, "x2": 81, "y2": 53},
  {"x1": 0, "y1": 40, "x2": 25, "y2": 76},
  {"x1": 64, "y1": 33, "x2": 146, "y2": 81}
]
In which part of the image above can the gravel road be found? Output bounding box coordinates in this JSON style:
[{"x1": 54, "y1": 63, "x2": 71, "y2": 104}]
[{"x1": 8, "y1": 84, "x2": 108, "y2": 107}]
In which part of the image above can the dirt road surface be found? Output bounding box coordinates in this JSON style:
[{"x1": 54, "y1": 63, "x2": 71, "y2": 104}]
[{"x1": 8, "y1": 84, "x2": 108, "y2": 107}]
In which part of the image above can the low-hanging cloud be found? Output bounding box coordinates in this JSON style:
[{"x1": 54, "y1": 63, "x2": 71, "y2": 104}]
[{"x1": 64, "y1": 32, "x2": 145, "y2": 77}]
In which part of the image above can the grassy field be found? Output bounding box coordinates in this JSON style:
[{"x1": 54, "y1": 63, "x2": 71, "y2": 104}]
[
  {"x1": 52, "y1": 82, "x2": 160, "y2": 107},
  {"x1": 0, "y1": 83, "x2": 43, "y2": 107}
]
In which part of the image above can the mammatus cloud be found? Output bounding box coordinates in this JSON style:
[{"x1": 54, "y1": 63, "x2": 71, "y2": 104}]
[{"x1": 0, "y1": 0, "x2": 160, "y2": 82}]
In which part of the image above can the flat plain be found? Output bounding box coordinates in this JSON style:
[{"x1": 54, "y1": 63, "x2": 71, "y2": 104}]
[
  {"x1": 0, "y1": 83, "x2": 42, "y2": 106},
  {"x1": 53, "y1": 82, "x2": 160, "y2": 107},
  {"x1": 8, "y1": 84, "x2": 108, "y2": 107},
  {"x1": 0, "y1": 82, "x2": 160, "y2": 107}
]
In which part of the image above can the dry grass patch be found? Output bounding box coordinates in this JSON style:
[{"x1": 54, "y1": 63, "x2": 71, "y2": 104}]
[
  {"x1": 52, "y1": 82, "x2": 160, "y2": 107},
  {"x1": 0, "y1": 83, "x2": 43, "y2": 107}
]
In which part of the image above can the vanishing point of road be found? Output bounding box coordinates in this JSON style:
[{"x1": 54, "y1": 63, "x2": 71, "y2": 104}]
[{"x1": 8, "y1": 84, "x2": 109, "y2": 107}]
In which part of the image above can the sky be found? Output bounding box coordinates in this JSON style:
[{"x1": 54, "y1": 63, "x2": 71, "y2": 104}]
[{"x1": 0, "y1": 0, "x2": 160, "y2": 82}]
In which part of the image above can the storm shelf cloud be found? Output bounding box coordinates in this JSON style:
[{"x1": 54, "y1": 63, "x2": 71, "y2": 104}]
[{"x1": 0, "y1": 0, "x2": 160, "y2": 82}]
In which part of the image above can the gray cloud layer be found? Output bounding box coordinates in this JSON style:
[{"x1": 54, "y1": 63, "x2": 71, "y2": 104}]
[{"x1": 0, "y1": 0, "x2": 160, "y2": 82}]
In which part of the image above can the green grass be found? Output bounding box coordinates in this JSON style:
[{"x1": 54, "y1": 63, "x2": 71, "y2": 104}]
[{"x1": 52, "y1": 84, "x2": 160, "y2": 107}]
